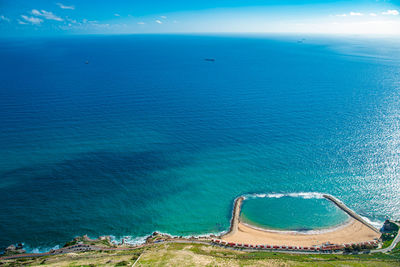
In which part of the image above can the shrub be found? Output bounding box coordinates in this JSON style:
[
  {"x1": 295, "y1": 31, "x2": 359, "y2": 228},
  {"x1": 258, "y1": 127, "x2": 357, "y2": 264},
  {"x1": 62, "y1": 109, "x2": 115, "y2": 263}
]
[{"x1": 115, "y1": 260, "x2": 129, "y2": 266}]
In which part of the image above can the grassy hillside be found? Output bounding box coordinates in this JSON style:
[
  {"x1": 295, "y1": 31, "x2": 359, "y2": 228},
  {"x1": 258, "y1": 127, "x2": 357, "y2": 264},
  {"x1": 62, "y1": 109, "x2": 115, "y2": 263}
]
[{"x1": 1, "y1": 242, "x2": 400, "y2": 266}]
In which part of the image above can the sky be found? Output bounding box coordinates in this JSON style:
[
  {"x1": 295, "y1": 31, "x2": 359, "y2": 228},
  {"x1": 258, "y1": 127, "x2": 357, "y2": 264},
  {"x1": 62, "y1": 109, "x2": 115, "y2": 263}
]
[{"x1": 0, "y1": 0, "x2": 400, "y2": 37}]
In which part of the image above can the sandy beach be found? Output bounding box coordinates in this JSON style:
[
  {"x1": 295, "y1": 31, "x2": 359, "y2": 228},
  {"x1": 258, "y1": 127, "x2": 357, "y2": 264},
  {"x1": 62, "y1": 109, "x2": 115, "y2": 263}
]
[{"x1": 222, "y1": 218, "x2": 380, "y2": 247}]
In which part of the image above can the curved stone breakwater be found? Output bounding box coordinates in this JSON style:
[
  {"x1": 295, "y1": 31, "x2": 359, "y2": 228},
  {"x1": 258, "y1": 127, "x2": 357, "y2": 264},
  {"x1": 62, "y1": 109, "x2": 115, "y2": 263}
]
[
  {"x1": 322, "y1": 194, "x2": 380, "y2": 234},
  {"x1": 221, "y1": 193, "x2": 381, "y2": 248}
]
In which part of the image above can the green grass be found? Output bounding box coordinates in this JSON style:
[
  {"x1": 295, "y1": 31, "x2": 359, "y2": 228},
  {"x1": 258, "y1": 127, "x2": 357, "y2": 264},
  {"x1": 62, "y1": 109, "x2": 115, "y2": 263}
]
[
  {"x1": 137, "y1": 242, "x2": 400, "y2": 266},
  {"x1": 2, "y1": 242, "x2": 400, "y2": 266},
  {"x1": 189, "y1": 244, "x2": 399, "y2": 261},
  {"x1": 390, "y1": 242, "x2": 400, "y2": 255},
  {"x1": 115, "y1": 260, "x2": 130, "y2": 266},
  {"x1": 381, "y1": 223, "x2": 399, "y2": 249},
  {"x1": 382, "y1": 239, "x2": 394, "y2": 249}
]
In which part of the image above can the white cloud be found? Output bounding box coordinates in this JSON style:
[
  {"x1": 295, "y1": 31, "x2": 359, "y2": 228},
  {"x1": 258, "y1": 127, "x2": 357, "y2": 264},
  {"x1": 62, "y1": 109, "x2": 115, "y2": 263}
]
[
  {"x1": 32, "y1": 9, "x2": 63, "y2": 21},
  {"x1": 89, "y1": 22, "x2": 110, "y2": 28},
  {"x1": 18, "y1": 20, "x2": 27, "y2": 25},
  {"x1": 0, "y1": 15, "x2": 10, "y2": 22},
  {"x1": 21, "y1": 15, "x2": 43, "y2": 24},
  {"x1": 160, "y1": 16, "x2": 167, "y2": 19},
  {"x1": 31, "y1": 9, "x2": 40, "y2": 16},
  {"x1": 369, "y1": 13, "x2": 377, "y2": 17},
  {"x1": 155, "y1": 19, "x2": 162, "y2": 24},
  {"x1": 66, "y1": 17, "x2": 77, "y2": 24},
  {"x1": 57, "y1": 3, "x2": 75, "y2": 10},
  {"x1": 335, "y1": 12, "x2": 365, "y2": 17},
  {"x1": 137, "y1": 22, "x2": 145, "y2": 25},
  {"x1": 382, "y1": 10, "x2": 399, "y2": 16},
  {"x1": 114, "y1": 14, "x2": 120, "y2": 17},
  {"x1": 349, "y1": 12, "x2": 363, "y2": 16},
  {"x1": 290, "y1": 20, "x2": 400, "y2": 35}
]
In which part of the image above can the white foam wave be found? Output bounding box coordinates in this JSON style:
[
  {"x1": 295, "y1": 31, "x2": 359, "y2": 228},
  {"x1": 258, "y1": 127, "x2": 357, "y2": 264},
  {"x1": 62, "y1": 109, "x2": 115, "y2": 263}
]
[
  {"x1": 110, "y1": 235, "x2": 149, "y2": 245},
  {"x1": 13, "y1": 229, "x2": 229, "y2": 255},
  {"x1": 109, "y1": 229, "x2": 228, "y2": 246},
  {"x1": 25, "y1": 244, "x2": 60, "y2": 254},
  {"x1": 183, "y1": 230, "x2": 228, "y2": 239},
  {"x1": 245, "y1": 192, "x2": 325, "y2": 200},
  {"x1": 360, "y1": 215, "x2": 384, "y2": 229}
]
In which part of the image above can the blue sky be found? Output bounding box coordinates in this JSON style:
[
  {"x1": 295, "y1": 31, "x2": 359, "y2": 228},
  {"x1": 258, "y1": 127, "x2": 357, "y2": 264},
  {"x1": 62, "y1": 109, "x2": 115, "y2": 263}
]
[{"x1": 0, "y1": 0, "x2": 400, "y2": 36}]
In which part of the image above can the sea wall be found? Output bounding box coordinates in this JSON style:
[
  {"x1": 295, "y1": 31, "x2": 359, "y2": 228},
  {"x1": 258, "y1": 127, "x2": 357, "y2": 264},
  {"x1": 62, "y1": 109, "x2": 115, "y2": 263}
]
[
  {"x1": 322, "y1": 194, "x2": 380, "y2": 234},
  {"x1": 221, "y1": 196, "x2": 244, "y2": 238}
]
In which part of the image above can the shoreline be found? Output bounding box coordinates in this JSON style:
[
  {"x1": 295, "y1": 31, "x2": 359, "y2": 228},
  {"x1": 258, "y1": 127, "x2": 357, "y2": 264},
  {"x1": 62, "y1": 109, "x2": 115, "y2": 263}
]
[
  {"x1": 224, "y1": 219, "x2": 380, "y2": 247},
  {"x1": 4, "y1": 230, "x2": 228, "y2": 254},
  {"x1": 1, "y1": 192, "x2": 382, "y2": 255}
]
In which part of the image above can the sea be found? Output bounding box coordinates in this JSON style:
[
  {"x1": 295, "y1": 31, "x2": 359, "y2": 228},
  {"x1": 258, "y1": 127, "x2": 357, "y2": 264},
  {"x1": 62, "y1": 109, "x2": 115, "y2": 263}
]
[{"x1": 0, "y1": 34, "x2": 399, "y2": 252}]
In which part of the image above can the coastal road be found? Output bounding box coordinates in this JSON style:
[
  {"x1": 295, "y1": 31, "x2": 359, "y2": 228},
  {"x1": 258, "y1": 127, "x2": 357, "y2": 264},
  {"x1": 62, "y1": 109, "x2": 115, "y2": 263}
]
[{"x1": 372, "y1": 223, "x2": 400, "y2": 253}]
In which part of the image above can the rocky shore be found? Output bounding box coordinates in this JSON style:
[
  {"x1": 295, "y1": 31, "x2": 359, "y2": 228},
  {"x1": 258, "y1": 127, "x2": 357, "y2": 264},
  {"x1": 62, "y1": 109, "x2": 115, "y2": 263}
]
[
  {"x1": 3, "y1": 244, "x2": 25, "y2": 256},
  {"x1": 1, "y1": 231, "x2": 215, "y2": 256}
]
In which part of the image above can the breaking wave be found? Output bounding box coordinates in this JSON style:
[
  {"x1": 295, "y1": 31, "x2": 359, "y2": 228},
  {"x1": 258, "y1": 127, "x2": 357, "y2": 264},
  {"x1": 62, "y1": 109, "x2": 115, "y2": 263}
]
[
  {"x1": 243, "y1": 192, "x2": 325, "y2": 200},
  {"x1": 24, "y1": 244, "x2": 60, "y2": 254},
  {"x1": 360, "y1": 216, "x2": 384, "y2": 230}
]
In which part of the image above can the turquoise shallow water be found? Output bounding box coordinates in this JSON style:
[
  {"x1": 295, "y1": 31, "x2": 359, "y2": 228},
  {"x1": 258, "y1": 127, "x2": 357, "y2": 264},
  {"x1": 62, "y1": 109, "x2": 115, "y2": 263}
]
[
  {"x1": 0, "y1": 35, "x2": 400, "y2": 251},
  {"x1": 241, "y1": 194, "x2": 349, "y2": 231}
]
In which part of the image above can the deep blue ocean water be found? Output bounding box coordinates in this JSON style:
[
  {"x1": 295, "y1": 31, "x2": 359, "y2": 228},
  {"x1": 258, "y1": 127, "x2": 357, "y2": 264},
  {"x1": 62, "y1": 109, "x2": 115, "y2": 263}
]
[{"x1": 1, "y1": 34, "x2": 400, "y2": 251}]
